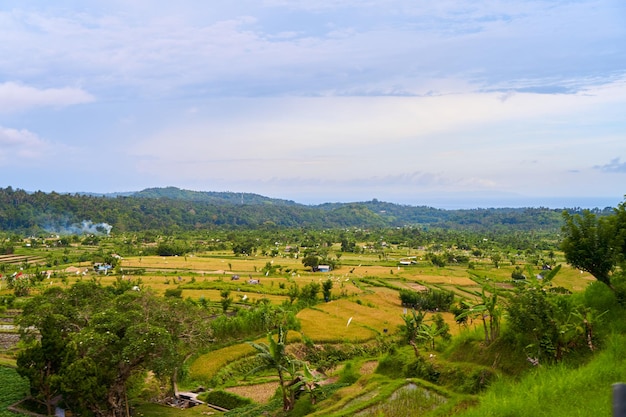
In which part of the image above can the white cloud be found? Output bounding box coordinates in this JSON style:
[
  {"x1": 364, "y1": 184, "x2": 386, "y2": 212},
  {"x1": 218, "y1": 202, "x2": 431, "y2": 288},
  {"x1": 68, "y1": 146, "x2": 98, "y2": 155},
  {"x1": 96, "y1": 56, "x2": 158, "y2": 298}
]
[
  {"x1": 0, "y1": 82, "x2": 94, "y2": 113},
  {"x1": 125, "y1": 74, "x2": 626, "y2": 199},
  {"x1": 0, "y1": 126, "x2": 51, "y2": 161},
  {"x1": 1, "y1": 1, "x2": 622, "y2": 98},
  {"x1": 594, "y1": 158, "x2": 626, "y2": 174},
  {"x1": 0, "y1": 0, "x2": 624, "y2": 205}
]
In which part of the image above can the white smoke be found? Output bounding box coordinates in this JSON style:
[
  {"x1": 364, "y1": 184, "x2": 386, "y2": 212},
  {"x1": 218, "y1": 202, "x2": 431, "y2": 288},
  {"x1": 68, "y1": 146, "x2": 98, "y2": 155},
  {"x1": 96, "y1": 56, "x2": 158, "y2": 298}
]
[{"x1": 44, "y1": 220, "x2": 113, "y2": 235}]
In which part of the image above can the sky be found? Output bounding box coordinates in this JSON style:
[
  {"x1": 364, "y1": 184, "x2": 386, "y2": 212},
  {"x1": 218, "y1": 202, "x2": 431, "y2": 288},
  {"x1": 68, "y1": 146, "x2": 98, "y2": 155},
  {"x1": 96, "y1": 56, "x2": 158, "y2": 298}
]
[{"x1": 0, "y1": 0, "x2": 625, "y2": 209}]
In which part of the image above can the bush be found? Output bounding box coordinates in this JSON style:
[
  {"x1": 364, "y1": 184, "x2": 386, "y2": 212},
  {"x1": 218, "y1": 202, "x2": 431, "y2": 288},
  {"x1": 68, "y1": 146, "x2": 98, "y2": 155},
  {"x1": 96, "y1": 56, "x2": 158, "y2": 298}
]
[
  {"x1": 164, "y1": 288, "x2": 183, "y2": 298},
  {"x1": 399, "y1": 288, "x2": 455, "y2": 311},
  {"x1": 198, "y1": 389, "x2": 252, "y2": 410},
  {"x1": 375, "y1": 349, "x2": 412, "y2": 379},
  {"x1": 156, "y1": 242, "x2": 187, "y2": 256},
  {"x1": 290, "y1": 396, "x2": 315, "y2": 417},
  {"x1": 404, "y1": 356, "x2": 440, "y2": 383},
  {"x1": 338, "y1": 361, "x2": 360, "y2": 384}
]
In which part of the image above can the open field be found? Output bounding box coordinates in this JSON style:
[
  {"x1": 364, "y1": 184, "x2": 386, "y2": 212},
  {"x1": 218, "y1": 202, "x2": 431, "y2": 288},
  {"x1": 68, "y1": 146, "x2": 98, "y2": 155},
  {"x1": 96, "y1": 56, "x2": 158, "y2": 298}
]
[{"x1": 1, "y1": 246, "x2": 602, "y2": 416}]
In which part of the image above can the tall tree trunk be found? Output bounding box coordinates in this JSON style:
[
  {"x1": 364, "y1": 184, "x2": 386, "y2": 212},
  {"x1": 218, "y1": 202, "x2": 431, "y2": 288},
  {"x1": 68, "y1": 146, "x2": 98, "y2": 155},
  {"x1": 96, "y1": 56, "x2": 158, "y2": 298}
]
[
  {"x1": 482, "y1": 315, "x2": 489, "y2": 344},
  {"x1": 277, "y1": 368, "x2": 292, "y2": 411}
]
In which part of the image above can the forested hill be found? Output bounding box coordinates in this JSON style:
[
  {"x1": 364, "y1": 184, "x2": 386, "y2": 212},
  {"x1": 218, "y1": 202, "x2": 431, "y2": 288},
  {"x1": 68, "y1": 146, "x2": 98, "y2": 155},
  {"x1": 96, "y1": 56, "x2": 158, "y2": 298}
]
[
  {"x1": 0, "y1": 186, "x2": 605, "y2": 234},
  {"x1": 132, "y1": 186, "x2": 301, "y2": 205}
]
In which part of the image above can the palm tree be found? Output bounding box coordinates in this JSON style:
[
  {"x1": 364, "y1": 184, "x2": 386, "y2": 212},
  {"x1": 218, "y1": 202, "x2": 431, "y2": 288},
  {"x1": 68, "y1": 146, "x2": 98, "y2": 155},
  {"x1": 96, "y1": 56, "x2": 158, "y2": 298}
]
[{"x1": 248, "y1": 326, "x2": 299, "y2": 411}]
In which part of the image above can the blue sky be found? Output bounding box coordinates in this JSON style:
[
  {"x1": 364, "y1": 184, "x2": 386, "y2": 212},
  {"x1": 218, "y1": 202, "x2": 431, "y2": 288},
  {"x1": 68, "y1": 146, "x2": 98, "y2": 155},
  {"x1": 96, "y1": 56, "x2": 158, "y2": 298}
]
[{"x1": 1, "y1": 1, "x2": 625, "y2": 208}]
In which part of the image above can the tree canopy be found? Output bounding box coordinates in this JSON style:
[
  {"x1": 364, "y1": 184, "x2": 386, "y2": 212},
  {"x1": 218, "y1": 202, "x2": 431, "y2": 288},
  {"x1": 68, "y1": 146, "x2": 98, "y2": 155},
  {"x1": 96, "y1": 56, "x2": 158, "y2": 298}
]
[
  {"x1": 561, "y1": 200, "x2": 626, "y2": 291},
  {"x1": 17, "y1": 281, "x2": 213, "y2": 417}
]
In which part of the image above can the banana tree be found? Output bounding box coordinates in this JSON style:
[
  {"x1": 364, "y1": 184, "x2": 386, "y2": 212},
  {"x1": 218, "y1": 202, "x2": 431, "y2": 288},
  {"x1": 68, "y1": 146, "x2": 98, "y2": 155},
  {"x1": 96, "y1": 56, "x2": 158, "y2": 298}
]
[
  {"x1": 248, "y1": 326, "x2": 299, "y2": 411},
  {"x1": 401, "y1": 309, "x2": 426, "y2": 356},
  {"x1": 456, "y1": 284, "x2": 502, "y2": 345}
]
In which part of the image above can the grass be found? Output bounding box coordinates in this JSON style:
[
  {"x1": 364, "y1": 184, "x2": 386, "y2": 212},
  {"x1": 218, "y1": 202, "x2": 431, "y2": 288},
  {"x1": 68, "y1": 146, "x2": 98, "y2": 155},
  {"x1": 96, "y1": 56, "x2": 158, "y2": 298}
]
[
  {"x1": 133, "y1": 401, "x2": 222, "y2": 417},
  {"x1": 0, "y1": 366, "x2": 29, "y2": 417},
  {"x1": 308, "y1": 375, "x2": 458, "y2": 417},
  {"x1": 355, "y1": 382, "x2": 447, "y2": 417},
  {"x1": 4, "y1": 248, "x2": 605, "y2": 417},
  {"x1": 455, "y1": 333, "x2": 626, "y2": 417},
  {"x1": 188, "y1": 343, "x2": 256, "y2": 383}
]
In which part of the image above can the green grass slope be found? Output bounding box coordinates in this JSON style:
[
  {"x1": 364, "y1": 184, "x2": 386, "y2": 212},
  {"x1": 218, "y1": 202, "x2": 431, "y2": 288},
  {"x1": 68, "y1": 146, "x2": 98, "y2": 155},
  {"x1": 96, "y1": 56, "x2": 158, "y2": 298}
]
[{"x1": 455, "y1": 333, "x2": 626, "y2": 417}]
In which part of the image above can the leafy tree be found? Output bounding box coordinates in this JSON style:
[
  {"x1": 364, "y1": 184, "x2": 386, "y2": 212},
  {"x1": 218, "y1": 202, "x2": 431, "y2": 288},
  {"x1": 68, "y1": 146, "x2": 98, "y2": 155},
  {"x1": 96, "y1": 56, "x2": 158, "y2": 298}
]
[
  {"x1": 220, "y1": 289, "x2": 233, "y2": 313},
  {"x1": 156, "y1": 241, "x2": 187, "y2": 256},
  {"x1": 302, "y1": 255, "x2": 320, "y2": 271},
  {"x1": 561, "y1": 210, "x2": 617, "y2": 289},
  {"x1": 17, "y1": 315, "x2": 68, "y2": 415},
  {"x1": 164, "y1": 287, "x2": 183, "y2": 298},
  {"x1": 18, "y1": 281, "x2": 212, "y2": 417},
  {"x1": 322, "y1": 279, "x2": 333, "y2": 302},
  {"x1": 288, "y1": 283, "x2": 300, "y2": 304},
  {"x1": 399, "y1": 288, "x2": 455, "y2": 311},
  {"x1": 426, "y1": 252, "x2": 446, "y2": 267},
  {"x1": 232, "y1": 239, "x2": 256, "y2": 256},
  {"x1": 490, "y1": 253, "x2": 502, "y2": 268},
  {"x1": 261, "y1": 261, "x2": 280, "y2": 275},
  {"x1": 340, "y1": 236, "x2": 357, "y2": 252},
  {"x1": 7, "y1": 273, "x2": 33, "y2": 297},
  {"x1": 505, "y1": 265, "x2": 594, "y2": 363},
  {"x1": 298, "y1": 282, "x2": 320, "y2": 305},
  {"x1": 511, "y1": 266, "x2": 526, "y2": 280}
]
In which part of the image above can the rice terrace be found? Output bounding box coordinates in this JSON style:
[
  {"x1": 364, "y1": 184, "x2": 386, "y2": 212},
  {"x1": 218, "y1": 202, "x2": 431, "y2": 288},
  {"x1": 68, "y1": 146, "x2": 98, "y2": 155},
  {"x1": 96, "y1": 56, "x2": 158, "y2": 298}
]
[{"x1": 1, "y1": 187, "x2": 626, "y2": 417}]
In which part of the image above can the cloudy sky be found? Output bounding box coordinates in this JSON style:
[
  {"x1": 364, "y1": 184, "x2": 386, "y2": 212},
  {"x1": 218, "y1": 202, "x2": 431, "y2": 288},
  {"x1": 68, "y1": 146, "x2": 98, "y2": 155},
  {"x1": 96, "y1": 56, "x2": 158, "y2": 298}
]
[{"x1": 1, "y1": 1, "x2": 625, "y2": 208}]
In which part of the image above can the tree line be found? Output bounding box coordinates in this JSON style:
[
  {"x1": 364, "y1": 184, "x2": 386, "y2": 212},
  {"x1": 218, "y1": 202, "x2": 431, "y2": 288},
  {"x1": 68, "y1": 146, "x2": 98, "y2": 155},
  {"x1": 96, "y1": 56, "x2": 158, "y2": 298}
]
[{"x1": 0, "y1": 186, "x2": 589, "y2": 235}]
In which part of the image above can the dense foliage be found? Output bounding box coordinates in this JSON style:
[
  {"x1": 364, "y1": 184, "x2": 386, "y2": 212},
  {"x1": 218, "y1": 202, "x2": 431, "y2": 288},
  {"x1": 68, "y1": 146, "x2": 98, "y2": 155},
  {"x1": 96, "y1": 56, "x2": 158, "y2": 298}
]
[
  {"x1": 399, "y1": 288, "x2": 455, "y2": 311},
  {"x1": 3, "y1": 187, "x2": 626, "y2": 417},
  {"x1": 198, "y1": 389, "x2": 252, "y2": 410},
  {"x1": 16, "y1": 281, "x2": 213, "y2": 417},
  {"x1": 0, "y1": 186, "x2": 581, "y2": 234}
]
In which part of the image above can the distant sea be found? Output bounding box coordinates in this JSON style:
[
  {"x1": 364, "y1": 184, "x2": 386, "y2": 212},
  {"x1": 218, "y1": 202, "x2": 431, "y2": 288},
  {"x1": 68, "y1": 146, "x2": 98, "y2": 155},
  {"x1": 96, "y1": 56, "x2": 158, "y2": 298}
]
[{"x1": 417, "y1": 196, "x2": 624, "y2": 210}]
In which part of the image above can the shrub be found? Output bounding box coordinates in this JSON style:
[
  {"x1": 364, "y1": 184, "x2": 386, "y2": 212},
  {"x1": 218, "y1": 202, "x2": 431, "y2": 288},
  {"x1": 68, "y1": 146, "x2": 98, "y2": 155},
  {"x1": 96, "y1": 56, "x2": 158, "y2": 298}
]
[
  {"x1": 376, "y1": 349, "x2": 412, "y2": 379},
  {"x1": 399, "y1": 288, "x2": 455, "y2": 311},
  {"x1": 198, "y1": 389, "x2": 252, "y2": 410},
  {"x1": 290, "y1": 396, "x2": 315, "y2": 417},
  {"x1": 338, "y1": 361, "x2": 360, "y2": 384},
  {"x1": 164, "y1": 288, "x2": 183, "y2": 298}
]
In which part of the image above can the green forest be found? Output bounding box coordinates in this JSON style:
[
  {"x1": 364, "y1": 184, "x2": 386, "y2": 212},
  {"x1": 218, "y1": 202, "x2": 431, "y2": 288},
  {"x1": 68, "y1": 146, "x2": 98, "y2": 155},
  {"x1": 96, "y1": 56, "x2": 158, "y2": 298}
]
[
  {"x1": 0, "y1": 186, "x2": 599, "y2": 233},
  {"x1": 1, "y1": 187, "x2": 626, "y2": 417}
]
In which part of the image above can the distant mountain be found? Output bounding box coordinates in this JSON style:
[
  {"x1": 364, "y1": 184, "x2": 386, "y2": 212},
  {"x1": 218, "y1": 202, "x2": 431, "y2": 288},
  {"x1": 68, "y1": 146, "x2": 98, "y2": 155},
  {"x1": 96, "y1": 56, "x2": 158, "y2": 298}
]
[
  {"x1": 0, "y1": 186, "x2": 609, "y2": 234},
  {"x1": 131, "y1": 186, "x2": 300, "y2": 206}
]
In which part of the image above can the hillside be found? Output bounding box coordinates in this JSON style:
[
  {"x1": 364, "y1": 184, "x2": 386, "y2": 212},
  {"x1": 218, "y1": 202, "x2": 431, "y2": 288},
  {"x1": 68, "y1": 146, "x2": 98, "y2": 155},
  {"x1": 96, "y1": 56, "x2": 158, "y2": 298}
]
[{"x1": 0, "y1": 186, "x2": 604, "y2": 234}]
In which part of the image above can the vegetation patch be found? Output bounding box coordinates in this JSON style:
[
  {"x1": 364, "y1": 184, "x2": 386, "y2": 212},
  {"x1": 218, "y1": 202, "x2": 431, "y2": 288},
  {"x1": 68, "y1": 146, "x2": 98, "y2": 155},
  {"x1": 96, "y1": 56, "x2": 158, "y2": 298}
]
[
  {"x1": 0, "y1": 366, "x2": 29, "y2": 417},
  {"x1": 355, "y1": 382, "x2": 447, "y2": 417},
  {"x1": 188, "y1": 343, "x2": 255, "y2": 383},
  {"x1": 198, "y1": 389, "x2": 252, "y2": 410}
]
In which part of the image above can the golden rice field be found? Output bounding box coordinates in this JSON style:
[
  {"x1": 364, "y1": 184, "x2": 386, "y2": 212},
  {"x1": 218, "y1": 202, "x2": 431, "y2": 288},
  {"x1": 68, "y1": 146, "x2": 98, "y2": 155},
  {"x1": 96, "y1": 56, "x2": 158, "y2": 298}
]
[
  {"x1": 188, "y1": 342, "x2": 256, "y2": 382},
  {"x1": 297, "y1": 307, "x2": 380, "y2": 343},
  {"x1": 225, "y1": 381, "x2": 280, "y2": 404},
  {"x1": 2, "y1": 248, "x2": 601, "y2": 412}
]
